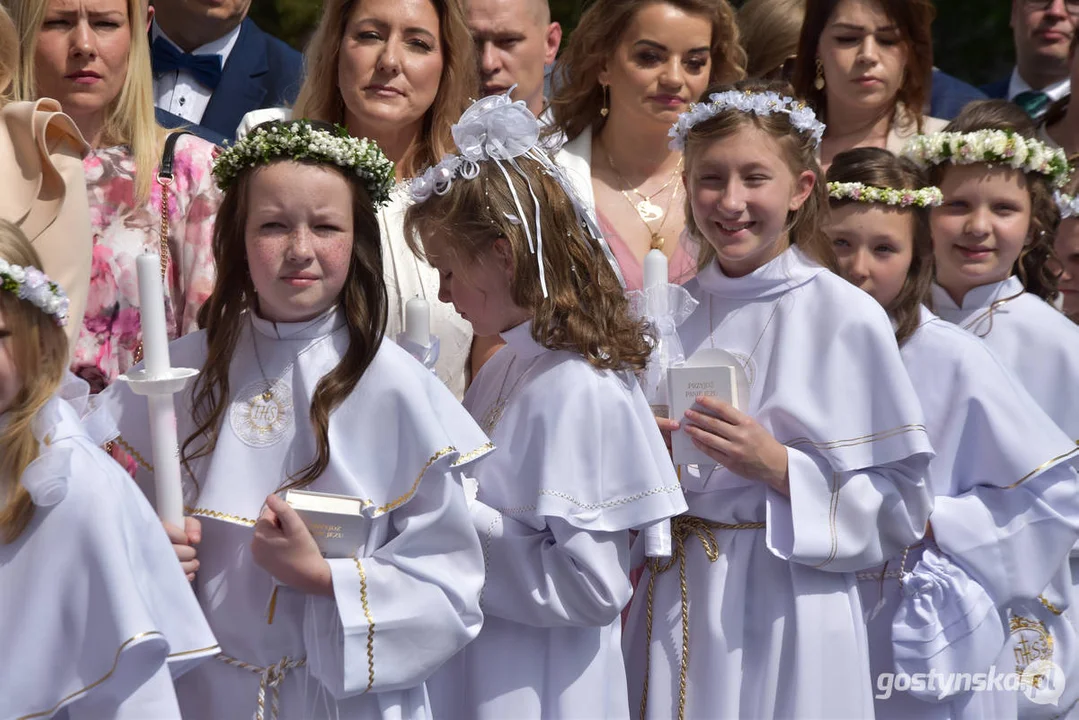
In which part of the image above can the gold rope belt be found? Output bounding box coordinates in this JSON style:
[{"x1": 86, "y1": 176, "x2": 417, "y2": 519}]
[
  {"x1": 639, "y1": 515, "x2": 765, "y2": 720},
  {"x1": 217, "y1": 653, "x2": 307, "y2": 720}
]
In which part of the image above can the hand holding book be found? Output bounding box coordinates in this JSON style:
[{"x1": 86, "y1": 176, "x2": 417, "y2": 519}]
[{"x1": 251, "y1": 494, "x2": 334, "y2": 597}]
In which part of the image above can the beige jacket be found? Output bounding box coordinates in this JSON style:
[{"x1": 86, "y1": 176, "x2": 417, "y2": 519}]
[{"x1": 0, "y1": 99, "x2": 91, "y2": 348}]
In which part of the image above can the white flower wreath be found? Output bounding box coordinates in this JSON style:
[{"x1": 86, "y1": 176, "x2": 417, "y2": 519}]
[
  {"x1": 0, "y1": 259, "x2": 69, "y2": 326},
  {"x1": 827, "y1": 181, "x2": 944, "y2": 208},
  {"x1": 212, "y1": 121, "x2": 396, "y2": 207},
  {"x1": 901, "y1": 130, "x2": 1070, "y2": 188},
  {"x1": 1055, "y1": 190, "x2": 1079, "y2": 219},
  {"x1": 668, "y1": 90, "x2": 827, "y2": 151}
]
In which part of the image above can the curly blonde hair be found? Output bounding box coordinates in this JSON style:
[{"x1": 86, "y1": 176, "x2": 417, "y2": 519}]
[
  {"x1": 550, "y1": 0, "x2": 746, "y2": 144},
  {"x1": 404, "y1": 160, "x2": 653, "y2": 371}
]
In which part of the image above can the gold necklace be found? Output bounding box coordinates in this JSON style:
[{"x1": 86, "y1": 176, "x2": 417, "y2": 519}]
[
  {"x1": 479, "y1": 356, "x2": 538, "y2": 435},
  {"x1": 602, "y1": 142, "x2": 683, "y2": 226}
]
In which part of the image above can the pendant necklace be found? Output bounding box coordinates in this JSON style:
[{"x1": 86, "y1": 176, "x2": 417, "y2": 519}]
[
  {"x1": 480, "y1": 355, "x2": 540, "y2": 435},
  {"x1": 229, "y1": 315, "x2": 296, "y2": 448},
  {"x1": 602, "y1": 143, "x2": 682, "y2": 250}
]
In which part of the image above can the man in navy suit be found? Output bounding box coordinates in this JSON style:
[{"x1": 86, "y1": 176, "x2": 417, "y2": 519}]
[
  {"x1": 931, "y1": 69, "x2": 988, "y2": 120},
  {"x1": 149, "y1": 0, "x2": 304, "y2": 140},
  {"x1": 981, "y1": 0, "x2": 1078, "y2": 121}
]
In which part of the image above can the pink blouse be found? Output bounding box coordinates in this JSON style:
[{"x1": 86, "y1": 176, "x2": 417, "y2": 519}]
[
  {"x1": 597, "y1": 212, "x2": 697, "y2": 291},
  {"x1": 73, "y1": 135, "x2": 221, "y2": 393}
]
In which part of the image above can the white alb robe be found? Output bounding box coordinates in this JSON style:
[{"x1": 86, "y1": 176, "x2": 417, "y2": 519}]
[
  {"x1": 624, "y1": 247, "x2": 935, "y2": 719},
  {"x1": 1, "y1": 377, "x2": 218, "y2": 720},
  {"x1": 859, "y1": 307, "x2": 1079, "y2": 720},
  {"x1": 103, "y1": 309, "x2": 492, "y2": 719},
  {"x1": 427, "y1": 321, "x2": 687, "y2": 719},
  {"x1": 932, "y1": 279, "x2": 1079, "y2": 719}
]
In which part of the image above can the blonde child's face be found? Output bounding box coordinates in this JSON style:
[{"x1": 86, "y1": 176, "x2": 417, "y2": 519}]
[
  {"x1": 1052, "y1": 218, "x2": 1079, "y2": 320},
  {"x1": 930, "y1": 164, "x2": 1032, "y2": 303},
  {"x1": 423, "y1": 233, "x2": 530, "y2": 337},
  {"x1": 686, "y1": 123, "x2": 816, "y2": 277},
  {"x1": 825, "y1": 203, "x2": 914, "y2": 310},
  {"x1": 244, "y1": 162, "x2": 355, "y2": 324},
  {"x1": 0, "y1": 308, "x2": 19, "y2": 416}
]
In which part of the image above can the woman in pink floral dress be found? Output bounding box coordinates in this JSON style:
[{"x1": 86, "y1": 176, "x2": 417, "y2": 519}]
[{"x1": 9, "y1": 0, "x2": 220, "y2": 392}]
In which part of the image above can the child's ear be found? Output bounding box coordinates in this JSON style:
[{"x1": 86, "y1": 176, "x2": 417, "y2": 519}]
[
  {"x1": 789, "y1": 170, "x2": 817, "y2": 212},
  {"x1": 492, "y1": 237, "x2": 515, "y2": 280}
]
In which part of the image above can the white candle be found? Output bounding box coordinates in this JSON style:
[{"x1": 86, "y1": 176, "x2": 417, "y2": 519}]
[
  {"x1": 405, "y1": 296, "x2": 430, "y2": 348},
  {"x1": 643, "y1": 248, "x2": 672, "y2": 558},
  {"x1": 643, "y1": 248, "x2": 669, "y2": 317},
  {"x1": 136, "y1": 254, "x2": 171, "y2": 378}
]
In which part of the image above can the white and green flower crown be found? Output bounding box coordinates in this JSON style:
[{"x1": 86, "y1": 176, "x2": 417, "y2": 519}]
[
  {"x1": 1055, "y1": 190, "x2": 1079, "y2": 219},
  {"x1": 0, "y1": 259, "x2": 69, "y2": 326},
  {"x1": 212, "y1": 120, "x2": 396, "y2": 207},
  {"x1": 902, "y1": 130, "x2": 1070, "y2": 188},
  {"x1": 827, "y1": 181, "x2": 944, "y2": 208},
  {"x1": 669, "y1": 90, "x2": 826, "y2": 151}
]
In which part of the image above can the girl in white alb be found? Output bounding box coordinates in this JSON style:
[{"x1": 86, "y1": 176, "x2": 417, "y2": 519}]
[
  {"x1": 104, "y1": 121, "x2": 491, "y2": 719},
  {"x1": 825, "y1": 146, "x2": 1079, "y2": 719},
  {"x1": 0, "y1": 220, "x2": 217, "y2": 720},
  {"x1": 624, "y1": 82, "x2": 936, "y2": 720},
  {"x1": 904, "y1": 101, "x2": 1079, "y2": 718},
  {"x1": 404, "y1": 93, "x2": 687, "y2": 719}
]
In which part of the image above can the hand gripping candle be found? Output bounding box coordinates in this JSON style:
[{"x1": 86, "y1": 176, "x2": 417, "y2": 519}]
[{"x1": 642, "y1": 249, "x2": 673, "y2": 558}]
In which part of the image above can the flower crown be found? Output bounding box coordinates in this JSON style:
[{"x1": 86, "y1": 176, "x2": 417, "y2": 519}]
[
  {"x1": 212, "y1": 120, "x2": 396, "y2": 206},
  {"x1": 902, "y1": 130, "x2": 1070, "y2": 188},
  {"x1": 0, "y1": 259, "x2": 69, "y2": 326},
  {"x1": 827, "y1": 181, "x2": 944, "y2": 208},
  {"x1": 409, "y1": 90, "x2": 625, "y2": 297},
  {"x1": 1055, "y1": 190, "x2": 1079, "y2": 219},
  {"x1": 669, "y1": 90, "x2": 826, "y2": 151}
]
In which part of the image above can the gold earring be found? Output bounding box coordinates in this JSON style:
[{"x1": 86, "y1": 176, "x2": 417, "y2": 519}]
[
  {"x1": 600, "y1": 84, "x2": 610, "y2": 117},
  {"x1": 814, "y1": 58, "x2": 825, "y2": 91}
]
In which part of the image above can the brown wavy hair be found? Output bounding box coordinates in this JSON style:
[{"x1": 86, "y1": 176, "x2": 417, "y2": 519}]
[
  {"x1": 0, "y1": 221, "x2": 69, "y2": 543},
  {"x1": 181, "y1": 122, "x2": 388, "y2": 496},
  {"x1": 737, "y1": 0, "x2": 805, "y2": 80},
  {"x1": 792, "y1": 0, "x2": 935, "y2": 134},
  {"x1": 403, "y1": 159, "x2": 653, "y2": 371},
  {"x1": 292, "y1": 0, "x2": 477, "y2": 179},
  {"x1": 550, "y1": 0, "x2": 746, "y2": 144},
  {"x1": 683, "y1": 79, "x2": 836, "y2": 273},
  {"x1": 930, "y1": 100, "x2": 1061, "y2": 302},
  {"x1": 826, "y1": 147, "x2": 934, "y2": 345}
]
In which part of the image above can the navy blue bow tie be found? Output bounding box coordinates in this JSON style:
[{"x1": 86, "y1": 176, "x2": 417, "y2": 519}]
[{"x1": 151, "y1": 37, "x2": 224, "y2": 90}]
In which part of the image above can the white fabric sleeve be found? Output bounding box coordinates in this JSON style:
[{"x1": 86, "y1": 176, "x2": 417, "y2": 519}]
[
  {"x1": 766, "y1": 447, "x2": 933, "y2": 572},
  {"x1": 930, "y1": 462, "x2": 1079, "y2": 604},
  {"x1": 65, "y1": 664, "x2": 182, "y2": 720},
  {"x1": 301, "y1": 468, "x2": 485, "y2": 698},
  {"x1": 470, "y1": 501, "x2": 633, "y2": 628}
]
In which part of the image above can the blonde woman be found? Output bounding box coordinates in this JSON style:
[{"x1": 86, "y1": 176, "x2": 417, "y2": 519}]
[
  {"x1": 240, "y1": 0, "x2": 480, "y2": 397},
  {"x1": 549, "y1": 0, "x2": 745, "y2": 292},
  {"x1": 0, "y1": 2, "x2": 91, "y2": 350},
  {"x1": 9, "y1": 0, "x2": 221, "y2": 392}
]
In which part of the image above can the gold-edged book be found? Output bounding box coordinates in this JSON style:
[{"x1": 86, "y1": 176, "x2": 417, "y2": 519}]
[{"x1": 284, "y1": 489, "x2": 369, "y2": 559}]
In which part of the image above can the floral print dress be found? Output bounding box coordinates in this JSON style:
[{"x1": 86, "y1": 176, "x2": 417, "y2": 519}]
[{"x1": 73, "y1": 134, "x2": 221, "y2": 393}]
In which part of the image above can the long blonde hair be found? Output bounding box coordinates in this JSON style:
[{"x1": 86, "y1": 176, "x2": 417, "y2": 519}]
[
  {"x1": 0, "y1": 220, "x2": 70, "y2": 544},
  {"x1": 292, "y1": 0, "x2": 477, "y2": 179},
  {"x1": 0, "y1": 4, "x2": 17, "y2": 104},
  {"x1": 8, "y1": 0, "x2": 165, "y2": 203},
  {"x1": 550, "y1": 0, "x2": 746, "y2": 144}
]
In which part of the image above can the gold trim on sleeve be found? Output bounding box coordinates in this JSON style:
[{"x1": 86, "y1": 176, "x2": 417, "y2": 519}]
[
  {"x1": 374, "y1": 446, "x2": 455, "y2": 515},
  {"x1": 354, "y1": 557, "x2": 376, "y2": 694},
  {"x1": 17, "y1": 631, "x2": 164, "y2": 720},
  {"x1": 168, "y1": 643, "x2": 221, "y2": 659},
  {"x1": 1005, "y1": 445, "x2": 1079, "y2": 489},
  {"x1": 812, "y1": 472, "x2": 842, "y2": 569},
  {"x1": 452, "y1": 442, "x2": 495, "y2": 466},
  {"x1": 185, "y1": 506, "x2": 258, "y2": 527},
  {"x1": 113, "y1": 434, "x2": 154, "y2": 473},
  {"x1": 785, "y1": 424, "x2": 928, "y2": 451}
]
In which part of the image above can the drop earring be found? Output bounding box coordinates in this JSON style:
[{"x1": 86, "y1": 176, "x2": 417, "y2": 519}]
[
  {"x1": 814, "y1": 58, "x2": 825, "y2": 91},
  {"x1": 600, "y1": 84, "x2": 610, "y2": 118}
]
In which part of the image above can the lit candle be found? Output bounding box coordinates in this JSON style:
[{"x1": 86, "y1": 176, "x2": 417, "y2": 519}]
[
  {"x1": 136, "y1": 254, "x2": 172, "y2": 378},
  {"x1": 405, "y1": 296, "x2": 431, "y2": 348}
]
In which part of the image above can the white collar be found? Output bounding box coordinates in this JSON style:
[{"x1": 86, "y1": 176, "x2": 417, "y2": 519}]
[
  {"x1": 249, "y1": 306, "x2": 345, "y2": 341},
  {"x1": 1007, "y1": 67, "x2": 1071, "y2": 102},
  {"x1": 151, "y1": 18, "x2": 243, "y2": 63},
  {"x1": 930, "y1": 276, "x2": 1025, "y2": 311},
  {"x1": 695, "y1": 246, "x2": 822, "y2": 300},
  {"x1": 499, "y1": 320, "x2": 547, "y2": 360}
]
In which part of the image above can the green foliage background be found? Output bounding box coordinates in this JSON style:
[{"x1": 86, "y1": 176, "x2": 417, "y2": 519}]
[{"x1": 249, "y1": 0, "x2": 1016, "y2": 88}]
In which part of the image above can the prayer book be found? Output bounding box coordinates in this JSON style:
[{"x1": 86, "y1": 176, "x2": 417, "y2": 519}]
[
  {"x1": 284, "y1": 489, "x2": 368, "y2": 558},
  {"x1": 668, "y1": 355, "x2": 741, "y2": 468}
]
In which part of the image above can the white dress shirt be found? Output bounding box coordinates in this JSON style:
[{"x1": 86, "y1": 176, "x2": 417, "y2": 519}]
[
  {"x1": 1007, "y1": 66, "x2": 1071, "y2": 102},
  {"x1": 151, "y1": 20, "x2": 242, "y2": 125}
]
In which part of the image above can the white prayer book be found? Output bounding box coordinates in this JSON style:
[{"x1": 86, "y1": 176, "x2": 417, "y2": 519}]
[
  {"x1": 284, "y1": 489, "x2": 368, "y2": 559},
  {"x1": 668, "y1": 350, "x2": 743, "y2": 468}
]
